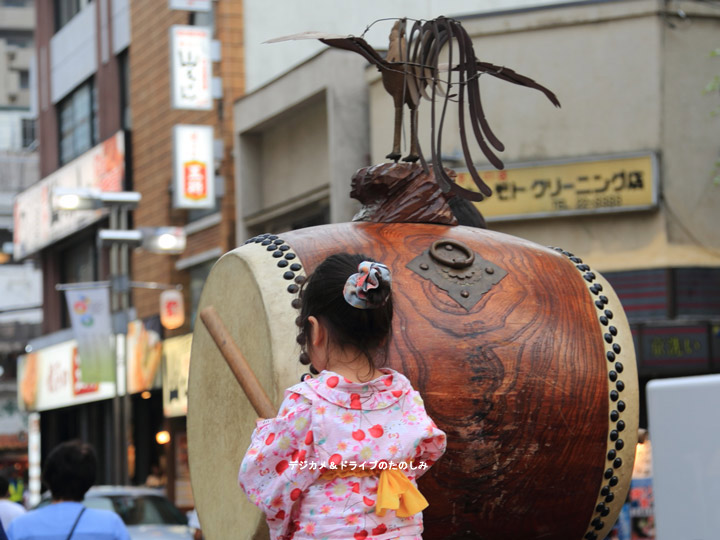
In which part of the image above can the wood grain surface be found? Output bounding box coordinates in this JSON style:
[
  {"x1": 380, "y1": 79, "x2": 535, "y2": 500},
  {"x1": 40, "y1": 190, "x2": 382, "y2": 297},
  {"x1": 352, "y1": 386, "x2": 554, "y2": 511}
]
[{"x1": 278, "y1": 222, "x2": 609, "y2": 540}]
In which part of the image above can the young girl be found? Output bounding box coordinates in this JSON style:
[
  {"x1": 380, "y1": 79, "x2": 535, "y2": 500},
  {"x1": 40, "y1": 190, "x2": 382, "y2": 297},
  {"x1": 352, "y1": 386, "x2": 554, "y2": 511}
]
[{"x1": 238, "y1": 253, "x2": 446, "y2": 540}]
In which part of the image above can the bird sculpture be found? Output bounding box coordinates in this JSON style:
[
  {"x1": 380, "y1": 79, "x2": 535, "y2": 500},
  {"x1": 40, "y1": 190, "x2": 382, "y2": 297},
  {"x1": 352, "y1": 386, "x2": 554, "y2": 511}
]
[{"x1": 269, "y1": 17, "x2": 560, "y2": 202}]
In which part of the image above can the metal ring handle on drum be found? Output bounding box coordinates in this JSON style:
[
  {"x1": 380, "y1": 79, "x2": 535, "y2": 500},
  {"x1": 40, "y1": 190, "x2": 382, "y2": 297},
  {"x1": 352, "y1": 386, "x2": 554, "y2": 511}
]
[{"x1": 429, "y1": 239, "x2": 475, "y2": 269}]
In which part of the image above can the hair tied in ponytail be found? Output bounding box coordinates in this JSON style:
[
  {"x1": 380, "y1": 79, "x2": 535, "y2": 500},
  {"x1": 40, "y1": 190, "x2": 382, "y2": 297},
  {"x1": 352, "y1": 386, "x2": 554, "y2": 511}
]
[{"x1": 343, "y1": 261, "x2": 392, "y2": 310}]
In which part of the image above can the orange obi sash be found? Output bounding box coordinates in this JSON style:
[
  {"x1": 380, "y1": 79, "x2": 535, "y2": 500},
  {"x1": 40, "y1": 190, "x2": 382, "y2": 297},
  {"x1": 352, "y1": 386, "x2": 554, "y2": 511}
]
[{"x1": 319, "y1": 464, "x2": 428, "y2": 518}]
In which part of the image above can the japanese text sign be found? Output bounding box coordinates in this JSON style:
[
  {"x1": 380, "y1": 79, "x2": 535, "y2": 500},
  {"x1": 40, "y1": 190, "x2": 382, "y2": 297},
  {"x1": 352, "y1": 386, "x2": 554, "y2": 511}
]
[
  {"x1": 162, "y1": 334, "x2": 192, "y2": 418},
  {"x1": 13, "y1": 132, "x2": 125, "y2": 259},
  {"x1": 17, "y1": 340, "x2": 115, "y2": 412},
  {"x1": 173, "y1": 124, "x2": 215, "y2": 208},
  {"x1": 456, "y1": 153, "x2": 657, "y2": 221},
  {"x1": 170, "y1": 25, "x2": 212, "y2": 110},
  {"x1": 641, "y1": 325, "x2": 709, "y2": 372}
]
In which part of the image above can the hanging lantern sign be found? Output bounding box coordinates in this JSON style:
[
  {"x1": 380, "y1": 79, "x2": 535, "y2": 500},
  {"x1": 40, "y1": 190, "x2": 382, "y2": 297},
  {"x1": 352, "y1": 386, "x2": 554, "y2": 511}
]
[{"x1": 160, "y1": 289, "x2": 185, "y2": 330}]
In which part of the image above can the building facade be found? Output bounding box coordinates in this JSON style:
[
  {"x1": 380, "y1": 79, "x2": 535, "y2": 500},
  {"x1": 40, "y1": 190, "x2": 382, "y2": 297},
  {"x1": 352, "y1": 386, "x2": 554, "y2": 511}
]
[
  {"x1": 16, "y1": 0, "x2": 243, "y2": 507},
  {"x1": 0, "y1": 0, "x2": 34, "y2": 111},
  {"x1": 0, "y1": 0, "x2": 38, "y2": 505}
]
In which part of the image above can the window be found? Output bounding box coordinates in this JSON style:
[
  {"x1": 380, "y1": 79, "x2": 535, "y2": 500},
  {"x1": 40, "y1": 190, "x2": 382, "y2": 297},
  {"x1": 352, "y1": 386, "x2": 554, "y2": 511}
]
[
  {"x1": 5, "y1": 34, "x2": 32, "y2": 48},
  {"x1": 0, "y1": 0, "x2": 33, "y2": 7},
  {"x1": 21, "y1": 118, "x2": 36, "y2": 148},
  {"x1": 58, "y1": 79, "x2": 98, "y2": 165},
  {"x1": 248, "y1": 202, "x2": 330, "y2": 239},
  {"x1": 190, "y1": 6, "x2": 214, "y2": 34},
  {"x1": 55, "y1": 0, "x2": 92, "y2": 31},
  {"x1": 19, "y1": 70, "x2": 29, "y2": 89},
  {"x1": 118, "y1": 51, "x2": 131, "y2": 130}
]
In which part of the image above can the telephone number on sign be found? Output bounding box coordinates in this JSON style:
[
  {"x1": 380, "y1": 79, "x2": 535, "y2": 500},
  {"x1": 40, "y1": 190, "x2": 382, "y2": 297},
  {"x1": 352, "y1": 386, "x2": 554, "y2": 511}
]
[{"x1": 576, "y1": 195, "x2": 623, "y2": 210}]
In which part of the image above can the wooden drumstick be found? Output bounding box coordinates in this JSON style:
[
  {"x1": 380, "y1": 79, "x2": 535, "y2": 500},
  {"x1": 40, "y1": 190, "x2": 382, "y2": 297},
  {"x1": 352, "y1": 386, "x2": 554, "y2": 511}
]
[{"x1": 199, "y1": 306, "x2": 277, "y2": 419}]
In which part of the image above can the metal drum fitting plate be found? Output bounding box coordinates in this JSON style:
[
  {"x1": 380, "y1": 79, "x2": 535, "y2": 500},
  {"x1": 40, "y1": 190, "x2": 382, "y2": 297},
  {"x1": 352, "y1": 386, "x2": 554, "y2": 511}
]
[{"x1": 407, "y1": 239, "x2": 507, "y2": 310}]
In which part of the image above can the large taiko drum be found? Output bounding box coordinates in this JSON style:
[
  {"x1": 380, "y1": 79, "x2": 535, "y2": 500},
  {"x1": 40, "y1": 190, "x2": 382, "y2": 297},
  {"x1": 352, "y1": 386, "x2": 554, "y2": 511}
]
[{"x1": 188, "y1": 222, "x2": 638, "y2": 540}]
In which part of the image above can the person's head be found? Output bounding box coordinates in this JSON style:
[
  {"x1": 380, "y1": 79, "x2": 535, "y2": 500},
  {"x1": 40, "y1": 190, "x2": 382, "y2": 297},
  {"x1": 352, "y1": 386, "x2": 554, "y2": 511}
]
[
  {"x1": 43, "y1": 440, "x2": 97, "y2": 502},
  {"x1": 0, "y1": 475, "x2": 9, "y2": 498},
  {"x1": 298, "y1": 253, "x2": 393, "y2": 374}
]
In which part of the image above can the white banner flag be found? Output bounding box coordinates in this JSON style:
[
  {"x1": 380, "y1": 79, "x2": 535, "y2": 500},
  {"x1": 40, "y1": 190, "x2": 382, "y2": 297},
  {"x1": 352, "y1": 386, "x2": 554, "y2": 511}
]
[{"x1": 64, "y1": 287, "x2": 115, "y2": 383}]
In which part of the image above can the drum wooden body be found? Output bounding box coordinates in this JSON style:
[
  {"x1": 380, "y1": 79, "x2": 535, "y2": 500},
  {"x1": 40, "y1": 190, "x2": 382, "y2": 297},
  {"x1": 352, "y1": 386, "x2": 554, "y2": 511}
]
[{"x1": 188, "y1": 222, "x2": 638, "y2": 540}]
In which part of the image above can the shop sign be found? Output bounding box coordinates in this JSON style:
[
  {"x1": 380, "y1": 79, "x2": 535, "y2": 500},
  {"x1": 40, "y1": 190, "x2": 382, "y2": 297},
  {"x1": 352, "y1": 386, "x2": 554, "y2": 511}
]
[
  {"x1": 160, "y1": 289, "x2": 185, "y2": 330},
  {"x1": 456, "y1": 153, "x2": 657, "y2": 222},
  {"x1": 169, "y1": 0, "x2": 211, "y2": 11},
  {"x1": 162, "y1": 334, "x2": 192, "y2": 418},
  {"x1": 13, "y1": 132, "x2": 125, "y2": 259},
  {"x1": 170, "y1": 25, "x2": 212, "y2": 110},
  {"x1": 126, "y1": 319, "x2": 163, "y2": 395},
  {"x1": 641, "y1": 325, "x2": 709, "y2": 371},
  {"x1": 17, "y1": 340, "x2": 115, "y2": 412},
  {"x1": 64, "y1": 287, "x2": 115, "y2": 383},
  {"x1": 172, "y1": 125, "x2": 215, "y2": 208}
]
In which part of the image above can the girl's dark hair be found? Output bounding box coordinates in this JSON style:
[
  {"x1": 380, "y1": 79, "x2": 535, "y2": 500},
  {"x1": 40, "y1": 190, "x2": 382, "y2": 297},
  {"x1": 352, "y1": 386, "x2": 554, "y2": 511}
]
[
  {"x1": 299, "y1": 253, "x2": 393, "y2": 370},
  {"x1": 43, "y1": 440, "x2": 97, "y2": 501}
]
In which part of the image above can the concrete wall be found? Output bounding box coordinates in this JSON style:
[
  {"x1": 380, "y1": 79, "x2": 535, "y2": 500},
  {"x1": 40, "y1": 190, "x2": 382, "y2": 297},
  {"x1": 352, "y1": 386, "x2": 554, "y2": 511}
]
[
  {"x1": 366, "y1": 0, "x2": 720, "y2": 271},
  {"x1": 241, "y1": 0, "x2": 570, "y2": 92},
  {"x1": 110, "y1": 0, "x2": 131, "y2": 55},
  {"x1": 0, "y1": 5, "x2": 34, "y2": 31},
  {"x1": 234, "y1": 49, "x2": 369, "y2": 241},
  {"x1": 0, "y1": 42, "x2": 33, "y2": 107},
  {"x1": 49, "y1": 2, "x2": 97, "y2": 104},
  {"x1": 259, "y1": 95, "x2": 329, "y2": 210},
  {"x1": 0, "y1": 109, "x2": 33, "y2": 150},
  {"x1": 661, "y1": 12, "x2": 720, "y2": 255},
  {"x1": 0, "y1": 3, "x2": 34, "y2": 108}
]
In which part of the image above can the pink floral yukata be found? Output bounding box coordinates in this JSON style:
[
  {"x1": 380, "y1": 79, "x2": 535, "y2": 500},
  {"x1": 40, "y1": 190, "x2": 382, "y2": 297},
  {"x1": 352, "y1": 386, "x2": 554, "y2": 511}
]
[{"x1": 238, "y1": 368, "x2": 447, "y2": 540}]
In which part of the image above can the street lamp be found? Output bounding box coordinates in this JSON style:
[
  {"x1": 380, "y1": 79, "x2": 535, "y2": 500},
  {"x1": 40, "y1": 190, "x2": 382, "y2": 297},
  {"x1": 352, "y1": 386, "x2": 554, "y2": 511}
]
[
  {"x1": 51, "y1": 188, "x2": 184, "y2": 486},
  {"x1": 97, "y1": 227, "x2": 186, "y2": 255},
  {"x1": 53, "y1": 188, "x2": 141, "y2": 210}
]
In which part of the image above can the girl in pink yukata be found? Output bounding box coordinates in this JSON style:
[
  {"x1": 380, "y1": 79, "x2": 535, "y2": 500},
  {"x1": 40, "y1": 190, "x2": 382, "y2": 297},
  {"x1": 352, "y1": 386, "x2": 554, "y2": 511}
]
[{"x1": 238, "y1": 253, "x2": 447, "y2": 540}]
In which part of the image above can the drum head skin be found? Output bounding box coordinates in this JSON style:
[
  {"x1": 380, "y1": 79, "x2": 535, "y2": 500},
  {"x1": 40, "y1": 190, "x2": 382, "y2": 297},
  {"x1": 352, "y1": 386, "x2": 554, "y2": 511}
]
[{"x1": 188, "y1": 222, "x2": 638, "y2": 540}]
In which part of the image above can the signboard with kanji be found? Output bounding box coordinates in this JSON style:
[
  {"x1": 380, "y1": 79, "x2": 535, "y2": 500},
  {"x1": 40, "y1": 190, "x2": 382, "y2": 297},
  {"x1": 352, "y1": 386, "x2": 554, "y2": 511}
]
[
  {"x1": 170, "y1": 25, "x2": 212, "y2": 110},
  {"x1": 641, "y1": 325, "x2": 709, "y2": 373},
  {"x1": 172, "y1": 124, "x2": 215, "y2": 209},
  {"x1": 13, "y1": 131, "x2": 125, "y2": 259},
  {"x1": 456, "y1": 153, "x2": 658, "y2": 221}
]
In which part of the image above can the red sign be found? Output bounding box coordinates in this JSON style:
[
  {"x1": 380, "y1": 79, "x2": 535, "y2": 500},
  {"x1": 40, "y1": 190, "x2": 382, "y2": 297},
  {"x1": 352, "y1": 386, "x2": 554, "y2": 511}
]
[
  {"x1": 183, "y1": 160, "x2": 207, "y2": 200},
  {"x1": 72, "y1": 348, "x2": 99, "y2": 395}
]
